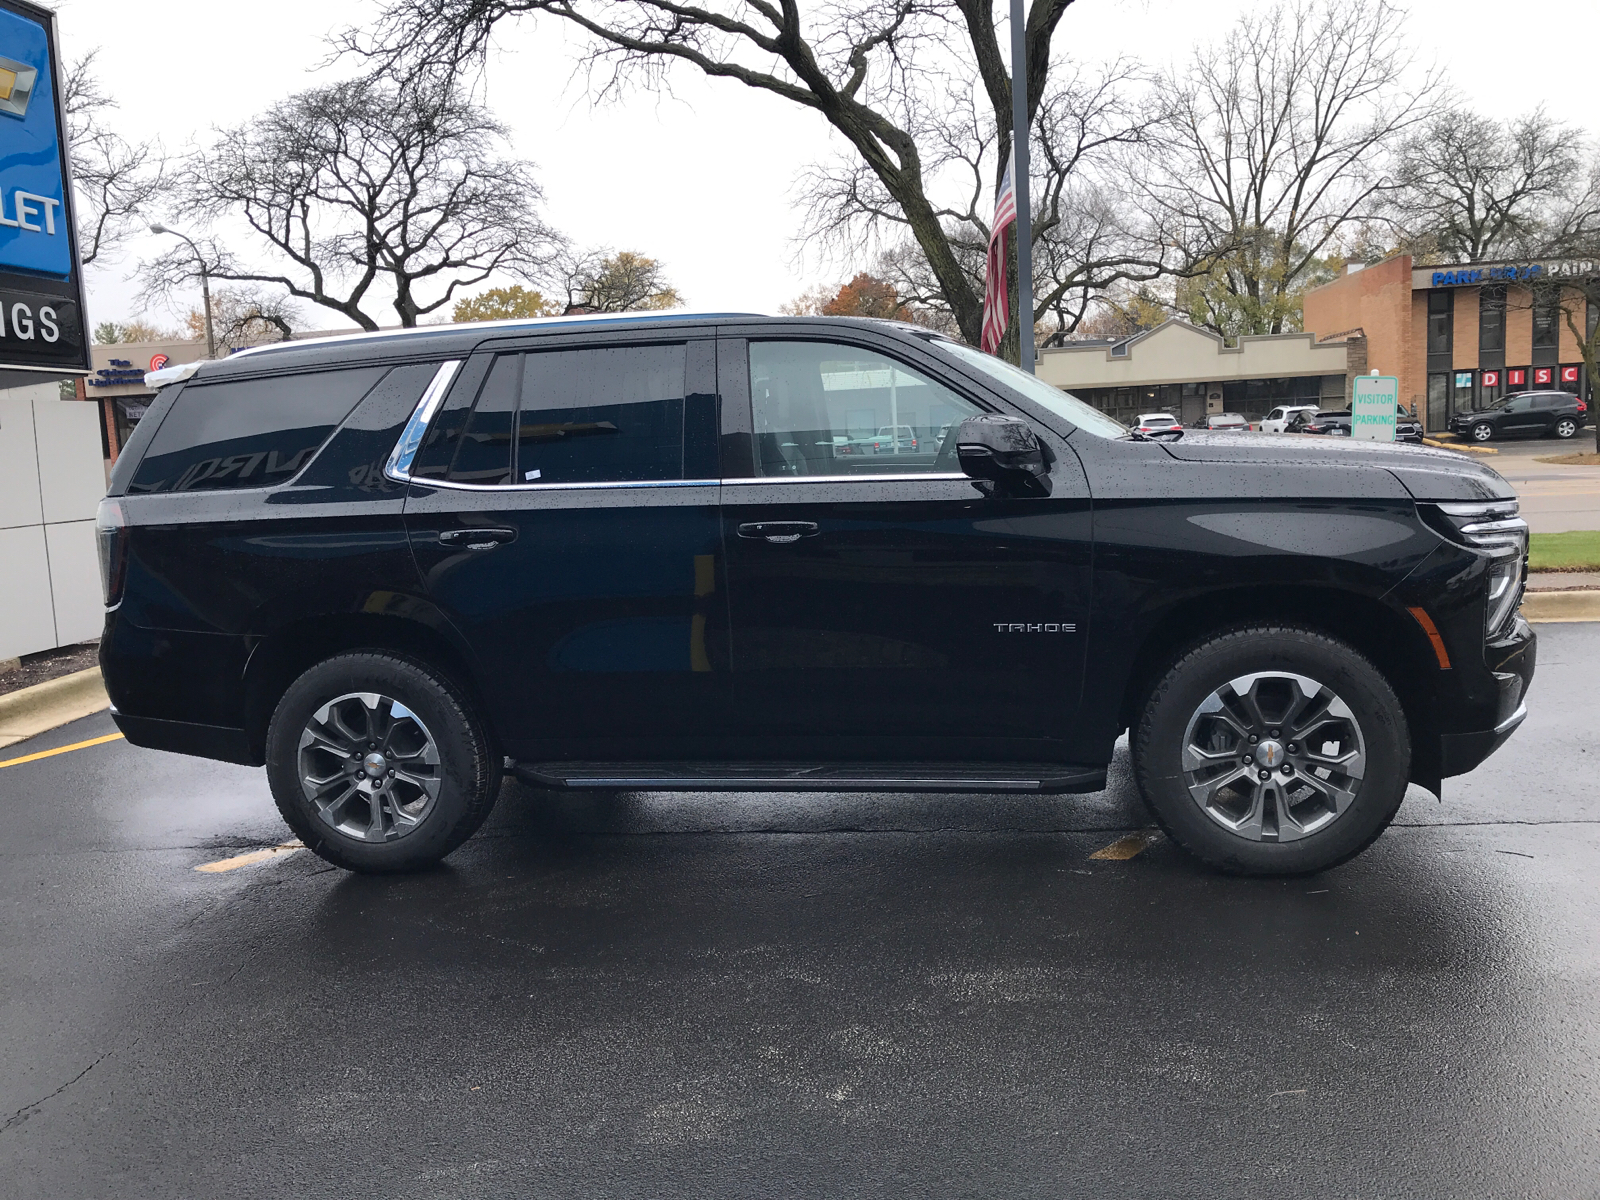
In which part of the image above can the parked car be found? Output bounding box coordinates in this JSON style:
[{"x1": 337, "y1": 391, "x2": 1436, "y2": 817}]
[
  {"x1": 1448, "y1": 391, "x2": 1588, "y2": 443},
  {"x1": 1260, "y1": 404, "x2": 1320, "y2": 434},
  {"x1": 1134, "y1": 412, "x2": 1182, "y2": 438},
  {"x1": 99, "y1": 314, "x2": 1534, "y2": 878},
  {"x1": 1191, "y1": 412, "x2": 1251, "y2": 432},
  {"x1": 1292, "y1": 406, "x2": 1424, "y2": 443}
]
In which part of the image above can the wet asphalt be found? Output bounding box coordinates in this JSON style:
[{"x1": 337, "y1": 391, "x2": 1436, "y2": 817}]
[{"x1": 3, "y1": 625, "x2": 1598, "y2": 1199}]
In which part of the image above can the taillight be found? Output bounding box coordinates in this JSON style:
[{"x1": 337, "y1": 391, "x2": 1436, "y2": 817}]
[{"x1": 95, "y1": 498, "x2": 128, "y2": 608}]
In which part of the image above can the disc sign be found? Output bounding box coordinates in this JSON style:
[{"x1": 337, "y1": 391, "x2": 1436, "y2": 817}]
[
  {"x1": 1351, "y1": 375, "x2": 1399, "y2": 443},
  {"x1": 0, "y1": 0, "x2": 88, "y2": 378}
]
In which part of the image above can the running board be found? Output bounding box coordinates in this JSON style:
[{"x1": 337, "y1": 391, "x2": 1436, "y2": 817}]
[{"x1": 512, "y1": 761, "x2": 1107, "y2": 795}]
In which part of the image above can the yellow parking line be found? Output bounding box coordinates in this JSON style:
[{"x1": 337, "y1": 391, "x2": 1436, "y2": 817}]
[
  {"x1": 1090, "y1": 831, "x2": 1160, "y2": 860},
  {"x1": 195, "y1": 841, "x2": 305, "y2": 873},
  {"x1": 0, "y1": 732, "x2": 124, "y2": 770}
]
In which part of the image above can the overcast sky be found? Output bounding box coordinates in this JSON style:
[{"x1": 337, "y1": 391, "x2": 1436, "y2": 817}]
[{"x1": 57, "y1": 0, "x2": 1600, "y2": 332}]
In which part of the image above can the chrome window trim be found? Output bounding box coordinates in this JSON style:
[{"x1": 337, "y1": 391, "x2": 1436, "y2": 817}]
[
  {"x1": 408, "y1": 476, "x2": 721, "y2": 493},
  {"x1": 723, "y1": 472, "x2": 968, "y2": 485},
  {"x1": 384, "y1": 359, "x2": 463, "y2": 483}
]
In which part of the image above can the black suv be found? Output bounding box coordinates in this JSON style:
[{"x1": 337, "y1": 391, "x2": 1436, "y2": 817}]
[
  {"x1": 1293, "y1": 405, "x2": 1424, "y2": 443},
  {"x1": 1448, "y1": 391, "x2": 1588, "y2": 443},
  {"x1": 96, "y1": 315, "x2": 1535, "y2": 877}
]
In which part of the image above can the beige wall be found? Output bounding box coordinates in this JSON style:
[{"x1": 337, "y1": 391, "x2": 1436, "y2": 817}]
[
  {"x1": 1037, "y1": 320, "x2": 1346, "y2": 390},
  {"x1": 1506, "y1": 287, "x2": 1533, "y2": 365}
]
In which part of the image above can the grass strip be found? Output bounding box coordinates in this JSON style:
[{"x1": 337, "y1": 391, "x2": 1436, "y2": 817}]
[{"x1": 1529, "y1": 530, "x2": 1600, "y2": 572}]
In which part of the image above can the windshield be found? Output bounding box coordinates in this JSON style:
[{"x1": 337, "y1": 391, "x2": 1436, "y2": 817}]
[{"x1": 930, "y1": 339, "x2": 1130, "y2": 438}]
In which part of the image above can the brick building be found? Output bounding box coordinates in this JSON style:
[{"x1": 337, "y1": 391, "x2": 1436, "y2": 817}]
[{"x1": 1305, "y1": 255, "x2": 1598, "y2": 433}]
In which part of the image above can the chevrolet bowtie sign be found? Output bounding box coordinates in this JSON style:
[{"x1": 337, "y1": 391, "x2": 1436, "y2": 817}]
[{"x1": 0, "y1": 0, "x2": 88, "y2": 378}]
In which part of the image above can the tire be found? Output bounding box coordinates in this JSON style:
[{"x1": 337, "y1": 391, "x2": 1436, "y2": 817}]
[
  {"x1": 1471, "y1": 422, "x2": 1494, "y2": 443},
  {"x1": 1554, "y1": 417, "x2": 1578, "y2": 439},
  {"x1": 265, "y1": 652, "x2": 500, "y2": 873},
  {"x1": 1132, "y1": 626, "x2": 1410, "y2": 876}
]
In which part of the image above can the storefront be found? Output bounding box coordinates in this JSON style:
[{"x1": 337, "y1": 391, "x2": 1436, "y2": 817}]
[
  {"x1": 1305, "y1": 256, "x2": 1598, "y2": 433},
  {"x1": 1037, "y1": 319, "x2": 1352, "y2": 425}
]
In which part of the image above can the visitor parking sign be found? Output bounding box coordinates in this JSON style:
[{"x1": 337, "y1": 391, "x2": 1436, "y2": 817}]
[{"x1": 1351, "y1": 375, "x2": 1399, "y2": 443}]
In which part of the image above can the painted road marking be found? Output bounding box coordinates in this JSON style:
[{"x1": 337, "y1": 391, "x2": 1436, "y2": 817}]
[
  {"x1": 0, "y1": 732, "x2": 124, "y2": 770},
  {"x1": 195, "y1": 841, "x2": 305, "y2": 873},
  {"x1": 1089, "y1": 831, "x2": 1160, "y2": 861}
]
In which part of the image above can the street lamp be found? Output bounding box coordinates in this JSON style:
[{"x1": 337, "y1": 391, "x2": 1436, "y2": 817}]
[{"x1": 150, "y1": 223, "x2": 216, "y2": 358}]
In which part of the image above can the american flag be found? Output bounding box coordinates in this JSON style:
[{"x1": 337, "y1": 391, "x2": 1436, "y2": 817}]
[{"x1": 980, "y1": 148, "x2": 1018, "y2": 354}]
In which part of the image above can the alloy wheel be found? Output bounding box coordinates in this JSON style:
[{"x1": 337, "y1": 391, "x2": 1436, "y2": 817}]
[
  {"x1": 298, "y1": 692, "x2": 442, "y2": 841},
  {"x1": 1472, "y1": 423, "x2": 1494, "y2": 442},
  {"x1": 1556, "y1": 418, "x2": 1577, "y2": 438},
  {"x1": 1180, "y1": 672, "x2": 1367, "y2": 842}
]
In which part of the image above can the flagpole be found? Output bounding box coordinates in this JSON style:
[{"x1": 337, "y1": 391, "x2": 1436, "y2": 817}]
[{"x1": 1010, "y1": 0, "x2": 1034, "y2": 374}]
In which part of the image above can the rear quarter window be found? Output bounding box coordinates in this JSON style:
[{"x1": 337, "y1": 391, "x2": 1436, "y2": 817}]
[{"x1": 127, "y1": 366, "x2": 387, "y2": 493}]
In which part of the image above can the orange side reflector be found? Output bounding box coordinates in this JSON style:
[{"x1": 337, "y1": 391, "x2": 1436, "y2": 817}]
[{"x1": 1407, "y1": 606, "x2": 1452, "y2": 670}]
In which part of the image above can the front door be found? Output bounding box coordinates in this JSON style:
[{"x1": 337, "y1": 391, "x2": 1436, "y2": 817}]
[
  {"x1": 403, "y1": 337, "x2": 729, "y2": 761},
  {"x1": 718, "y1": 335, "x2": 1094, "y2": 763}
]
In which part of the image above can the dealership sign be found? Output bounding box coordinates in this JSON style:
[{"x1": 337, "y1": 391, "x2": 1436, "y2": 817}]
[{"x1": 0, "y1": 0, "x2": 87, "y2": 377}]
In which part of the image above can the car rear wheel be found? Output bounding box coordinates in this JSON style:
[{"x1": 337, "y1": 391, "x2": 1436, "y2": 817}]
[
  {"x1": 1132, "y1": 626, "x2": 1410, "y2": 876},
  {"x1": 265, "y1": 652, "x2": 500, "y2": 873},
  {"x1": 1471, "y1": 422, "x2": 1495, "y2": 442},
  {"x1": 1553, "y1": 417, "x2": 1578, "y2": 439}
]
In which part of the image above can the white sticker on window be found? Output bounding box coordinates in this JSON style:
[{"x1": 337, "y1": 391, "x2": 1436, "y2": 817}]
[{"x1": 524, "y1": 469, "x2": 541, "y2": 481}]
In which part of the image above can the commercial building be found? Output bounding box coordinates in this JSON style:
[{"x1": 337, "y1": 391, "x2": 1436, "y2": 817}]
[
  {"x1": 78, "y1": 339, "x2": 213, "y2": 463},
  {"x1": 1037, "y1": 319, "x2": 1353, "y2": 426},
  {"x1": 1304, "y1": 255, "x2": 1598, "y2": 432}
]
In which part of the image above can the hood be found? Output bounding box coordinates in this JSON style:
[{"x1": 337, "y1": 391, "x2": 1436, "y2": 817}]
[{"x1": 1159, "y1": 431, "x2": 1514, "y2": 502}]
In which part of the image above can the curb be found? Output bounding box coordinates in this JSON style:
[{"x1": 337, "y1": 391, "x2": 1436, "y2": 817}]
[
  {"x1": 0, "y1": 667, "x2": 110, "y2": 750},
  {"x1": 1422, "y1": 437, "x2": 1497, "y2": 455},
  {"x1": 1522, "y1": 591, "x2": 1600, "y2": 624}
]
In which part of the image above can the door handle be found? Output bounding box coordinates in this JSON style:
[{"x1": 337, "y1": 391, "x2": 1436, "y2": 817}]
[
  {"x1": 737, "y1": 521, "x2": 820, "y2": 544},
  {"x1": 438, "y1": 527, "x2": 517, "y2": 550}
]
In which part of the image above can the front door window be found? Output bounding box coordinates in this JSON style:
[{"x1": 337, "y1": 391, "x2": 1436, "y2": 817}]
[{"x1": 748, "y1": 341, "x2": 981, "y2": 476}]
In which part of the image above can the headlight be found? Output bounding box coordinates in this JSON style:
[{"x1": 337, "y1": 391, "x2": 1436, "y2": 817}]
[{"x1": 1436, "y1": 500, "x2": 1528, "y2": 636}]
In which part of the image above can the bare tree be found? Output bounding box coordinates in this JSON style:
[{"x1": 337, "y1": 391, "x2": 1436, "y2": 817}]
[
  {"x1": 556, "y1": 249, "x2": 682, "y2": 313},
  {"x1": 800, "y1": 57, "x2": 1214, "y2": 348},
  {"x1": 142, "y1": 78, "x2": 562, "y2": 330},
  {"x1": 1141, "y1": 0, "x2": 1441, "y2": 336},
  {"x1": 63, "y1": 51, "x2": 165, "y2": 267},
  {"x1": 342, "y1": 0, "x2": 1114, "y2": 353},
  {"x1": 1386, "y1": 109, "x2": 1597, "y2": 262},
  {"x1": 182, "y1": 287, "x2": 303, "y2": 350}
]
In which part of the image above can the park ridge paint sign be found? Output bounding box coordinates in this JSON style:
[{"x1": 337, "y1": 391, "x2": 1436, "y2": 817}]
[
  {"x1": 0, "y1": 0, "x2": 88, "y2": 376},
  {"x1": 1351, "y1": 375, "x2": 1399, "y2": 443}
]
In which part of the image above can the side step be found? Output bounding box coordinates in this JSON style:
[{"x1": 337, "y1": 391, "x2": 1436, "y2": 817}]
[{"x1": 512, "y1": 761, "x2": 1107, "y2": 795}]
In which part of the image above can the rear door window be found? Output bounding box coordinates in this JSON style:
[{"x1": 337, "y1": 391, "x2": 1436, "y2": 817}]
[
  {"x1": 515, "y1": 344, "x2": 685, "y2": 484},
  {"x1": 128, "y1": 366, "x2": 387, "y2": 493}
]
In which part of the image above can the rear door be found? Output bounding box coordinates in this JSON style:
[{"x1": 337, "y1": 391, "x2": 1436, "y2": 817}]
[
  {"x1": 1499, "y1": 394, "x2": 1542, "y2": 436},
  {"x1": 403, "y1": 333, "x2": 728, "y2": 760},
  {"x1": 716, "y1": 331, "x2": 1094, "y2": 761}
]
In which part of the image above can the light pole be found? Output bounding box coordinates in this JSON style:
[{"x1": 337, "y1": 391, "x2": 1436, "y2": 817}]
[{"x1": 150, "y1": 223, "x2": 216, "y2": 358}]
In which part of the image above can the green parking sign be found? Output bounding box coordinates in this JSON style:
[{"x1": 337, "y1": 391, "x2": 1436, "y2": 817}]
[{"x1": 1351, "y1": 375, "x2": 1399, "y2": 443}]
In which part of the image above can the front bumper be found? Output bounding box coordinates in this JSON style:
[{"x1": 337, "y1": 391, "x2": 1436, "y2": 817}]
[{"x1": 1436, "y1": 614, "x2": 1537, "y2": 779}]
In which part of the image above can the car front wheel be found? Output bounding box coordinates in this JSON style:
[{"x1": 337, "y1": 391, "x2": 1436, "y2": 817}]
[
  {"x1": 265, "y1": 652, "x2": 500, "y2": 873},
  {"x1": 1553, "y1": 417, "x2": 1578, "y2": 439},
  {"x1": 1132, "y1": 626, "x2": 1410, "y2": 876},
  {"x1": 1471, "y1": 422, "x2": 1495, "y2": 442}
]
